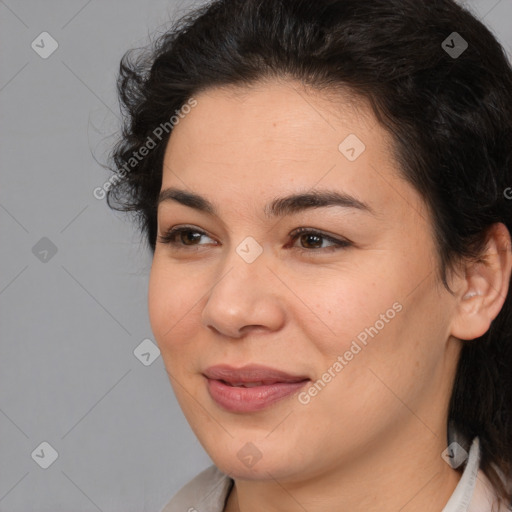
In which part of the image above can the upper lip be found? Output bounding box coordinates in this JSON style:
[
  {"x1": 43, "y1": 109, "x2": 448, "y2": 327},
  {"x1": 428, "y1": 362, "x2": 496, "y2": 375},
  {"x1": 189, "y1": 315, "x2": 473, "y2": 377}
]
[{"x1": 203, "y1": 364, "x2": 310, "y2": 384}]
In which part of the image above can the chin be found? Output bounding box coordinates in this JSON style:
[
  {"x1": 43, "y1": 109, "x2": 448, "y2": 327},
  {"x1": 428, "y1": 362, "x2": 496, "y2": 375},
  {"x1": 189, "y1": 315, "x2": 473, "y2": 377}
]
[
  {"x1": 213, "y1": 456, "x2": 283, "y2": 480},
  {"x1": 206, "y1": 441, "x2": 306, "y2": 481}
]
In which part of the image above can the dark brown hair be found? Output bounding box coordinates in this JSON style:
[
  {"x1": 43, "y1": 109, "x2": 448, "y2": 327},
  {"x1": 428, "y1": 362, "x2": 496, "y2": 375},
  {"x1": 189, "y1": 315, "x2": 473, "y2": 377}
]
[{"x1": 106, "y1": 0, "x2": 512, "y2": 505}]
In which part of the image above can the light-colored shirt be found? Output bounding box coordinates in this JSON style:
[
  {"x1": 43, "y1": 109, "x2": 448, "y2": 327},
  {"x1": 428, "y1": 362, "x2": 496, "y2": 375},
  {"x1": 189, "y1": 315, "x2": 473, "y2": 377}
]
[{"x1": 161, "y1": 436, "x2": 511, "y2": 512}]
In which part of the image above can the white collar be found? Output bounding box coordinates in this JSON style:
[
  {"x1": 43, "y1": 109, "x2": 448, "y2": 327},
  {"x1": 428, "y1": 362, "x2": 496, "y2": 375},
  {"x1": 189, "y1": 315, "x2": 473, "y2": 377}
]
[{"x1": 442, "y1": 436, "x2": 511, "y2": 512}]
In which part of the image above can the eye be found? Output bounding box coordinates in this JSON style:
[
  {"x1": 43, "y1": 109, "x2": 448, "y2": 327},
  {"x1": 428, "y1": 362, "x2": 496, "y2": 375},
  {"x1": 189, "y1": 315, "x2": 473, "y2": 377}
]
[
  {"x1": 157, "y1": 226, "x2": 215, "y2": 249},
  {"x1": 157, "y1": 225, "x2": 352, "y2": 253},
  {"x1": 288, "y1": 227, "x2": 352, "y2": 253}
]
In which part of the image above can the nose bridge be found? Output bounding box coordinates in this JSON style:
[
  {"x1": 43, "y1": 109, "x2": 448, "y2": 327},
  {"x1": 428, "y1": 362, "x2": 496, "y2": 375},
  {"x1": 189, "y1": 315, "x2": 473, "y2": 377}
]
[{"x1": 219, "y1": 233, "x2": 268, "y2": 290}]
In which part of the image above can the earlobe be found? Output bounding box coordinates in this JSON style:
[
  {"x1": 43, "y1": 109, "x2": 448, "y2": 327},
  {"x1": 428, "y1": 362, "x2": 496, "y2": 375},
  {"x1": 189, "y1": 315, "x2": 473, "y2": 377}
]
[{"x1": 450, "y1": 223, "x2": 512, "y2": 341}]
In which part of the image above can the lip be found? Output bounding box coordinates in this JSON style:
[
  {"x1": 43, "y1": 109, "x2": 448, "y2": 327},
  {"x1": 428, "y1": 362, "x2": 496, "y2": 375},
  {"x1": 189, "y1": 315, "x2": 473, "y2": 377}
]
[
  {"x1": 203, "y1": 364, "x2": 310, "y2": 413},
  {"x1": 203, "y1": 364, "x2": 310, "y2": 384}
]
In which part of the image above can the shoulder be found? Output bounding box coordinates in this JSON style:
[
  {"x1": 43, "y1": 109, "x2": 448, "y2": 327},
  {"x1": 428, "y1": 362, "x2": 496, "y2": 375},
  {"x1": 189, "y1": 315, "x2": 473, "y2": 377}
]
[{"x1": 160, "y1": 465, "x2": 234, "y2": 512}]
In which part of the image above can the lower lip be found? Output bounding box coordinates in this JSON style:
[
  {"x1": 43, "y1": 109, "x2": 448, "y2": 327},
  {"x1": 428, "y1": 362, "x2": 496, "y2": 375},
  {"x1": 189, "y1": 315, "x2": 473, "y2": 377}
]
[{"x1": 205, "y1": 377, "x2": 309, "y2": 413}]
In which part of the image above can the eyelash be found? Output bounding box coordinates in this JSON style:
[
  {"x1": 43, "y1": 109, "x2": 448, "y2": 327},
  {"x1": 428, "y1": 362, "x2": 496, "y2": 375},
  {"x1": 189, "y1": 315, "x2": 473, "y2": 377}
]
[{"x1": 157, "y1": 225, "x2": 352, "y2": 254}]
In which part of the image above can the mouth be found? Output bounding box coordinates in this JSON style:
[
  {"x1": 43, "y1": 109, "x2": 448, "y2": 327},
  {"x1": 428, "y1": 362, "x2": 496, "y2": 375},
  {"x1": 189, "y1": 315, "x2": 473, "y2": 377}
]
[
  {"x1": 218, "y1": 380, "x2": 300, "y2": 388},
  {"x1": 202, "y1": 364, "x2": 311, "y2": 412},
  {"x1": 203, "y1": 363, "x2": 310, "y2": 384}
]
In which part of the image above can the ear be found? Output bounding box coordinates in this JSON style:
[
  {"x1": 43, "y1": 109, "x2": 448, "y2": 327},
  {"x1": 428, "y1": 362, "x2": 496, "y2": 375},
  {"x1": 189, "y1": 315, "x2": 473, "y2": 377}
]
[{"x1": 450, "y1": 223, "x2": 512, "y2": 341}]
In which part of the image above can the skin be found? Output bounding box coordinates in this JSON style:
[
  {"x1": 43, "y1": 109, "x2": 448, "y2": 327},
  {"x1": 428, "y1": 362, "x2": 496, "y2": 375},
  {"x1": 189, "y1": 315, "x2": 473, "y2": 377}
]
[{"x1": 148, "y1": 79, "x2": 512, "y2": 512}]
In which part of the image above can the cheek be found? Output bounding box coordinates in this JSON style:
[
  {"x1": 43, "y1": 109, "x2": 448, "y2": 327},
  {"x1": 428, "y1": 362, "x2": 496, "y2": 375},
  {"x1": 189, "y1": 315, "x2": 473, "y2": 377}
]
[
  {"x1": 147, "y1": 259, "x2": 201, "y2": 348},
  {"x1": 294, "y1": 273, "x2": 399, "y2": 353}
]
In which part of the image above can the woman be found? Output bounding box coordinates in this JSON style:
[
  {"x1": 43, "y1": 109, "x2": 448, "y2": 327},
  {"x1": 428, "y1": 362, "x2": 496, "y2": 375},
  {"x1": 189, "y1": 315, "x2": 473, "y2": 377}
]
[{"x1": 106, "y1": 0, "x2": 512, "y2": 510}]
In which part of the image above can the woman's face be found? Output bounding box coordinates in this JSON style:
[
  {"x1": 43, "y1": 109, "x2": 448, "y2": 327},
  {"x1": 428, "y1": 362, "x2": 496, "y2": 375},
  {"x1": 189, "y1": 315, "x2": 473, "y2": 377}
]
[{"x1": 148, "y1": 80, "x2": 462, "y2": 482}]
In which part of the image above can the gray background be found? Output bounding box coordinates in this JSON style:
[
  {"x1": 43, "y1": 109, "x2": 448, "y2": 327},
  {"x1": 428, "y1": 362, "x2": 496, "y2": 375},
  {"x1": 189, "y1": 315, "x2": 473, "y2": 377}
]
[{"x1": 0, "y1": 0, "x2": 511, "y2": 510}]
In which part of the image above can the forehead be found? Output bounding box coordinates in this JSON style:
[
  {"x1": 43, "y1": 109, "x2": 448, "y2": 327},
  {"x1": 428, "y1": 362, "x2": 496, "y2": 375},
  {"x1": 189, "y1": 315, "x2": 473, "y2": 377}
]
[
  {"x1": 169, "y1": 79, "x2": 377, "y2": 152},
  {"x1": 160, "y1": 79, "x2": 426, "y2": 224}
]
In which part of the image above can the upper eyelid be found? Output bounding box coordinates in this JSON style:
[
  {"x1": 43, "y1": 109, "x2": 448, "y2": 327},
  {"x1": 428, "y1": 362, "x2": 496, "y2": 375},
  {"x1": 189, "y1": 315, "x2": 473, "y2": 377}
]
[
  {"x1": 160, "y1": 224, "x2": 340, "y2": 238},
  {"x1": 158, "y1": 225, "x2": 350, "y2": 245}
]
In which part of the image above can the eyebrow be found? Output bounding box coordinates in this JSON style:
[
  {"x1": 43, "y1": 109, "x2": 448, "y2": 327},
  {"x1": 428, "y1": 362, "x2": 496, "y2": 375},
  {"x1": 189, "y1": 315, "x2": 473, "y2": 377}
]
[{"x1": 157, "y1": 187, "x2": 376, "y2": 218}]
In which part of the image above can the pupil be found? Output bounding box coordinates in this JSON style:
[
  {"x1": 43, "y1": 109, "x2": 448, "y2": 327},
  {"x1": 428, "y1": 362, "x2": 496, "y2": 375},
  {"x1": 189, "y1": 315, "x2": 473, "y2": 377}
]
[
  {"x1": 183, "y1": 231, "x2": 201, "y2": 244},
  {"x1": 302, "y1": 234, "x2": 321, "y2": 248}
]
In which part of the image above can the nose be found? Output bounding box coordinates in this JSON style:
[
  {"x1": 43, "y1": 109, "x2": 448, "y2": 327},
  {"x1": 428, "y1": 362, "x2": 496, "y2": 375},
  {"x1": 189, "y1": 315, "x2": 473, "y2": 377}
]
[{"x1": 200, "y1": 247, "x2": 287, "y2": 339}]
